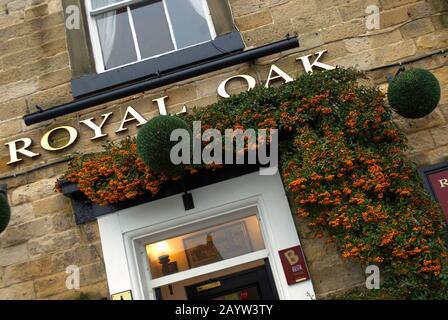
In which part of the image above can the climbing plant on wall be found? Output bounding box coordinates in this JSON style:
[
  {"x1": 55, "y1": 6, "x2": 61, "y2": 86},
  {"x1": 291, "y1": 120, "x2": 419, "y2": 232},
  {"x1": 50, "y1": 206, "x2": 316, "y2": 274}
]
[{"x1": 58, "y1": 68, "x2": 447, "y2": 299}]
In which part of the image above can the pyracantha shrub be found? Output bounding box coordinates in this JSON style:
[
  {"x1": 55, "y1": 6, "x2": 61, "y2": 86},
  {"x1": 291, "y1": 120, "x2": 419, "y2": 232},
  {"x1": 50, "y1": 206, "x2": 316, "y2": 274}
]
[
  {"x1": 59, "y1": 68, "x2": 448, "y2": 299},
  {"x1": 388, "y1": 68, "x2": 441, "y2": 119},
  {"x1": 59, "y1": 138, "x2": 168, "y2": 206},
  {"x1": 137, "y1": 115, "x2": 192, "y2": 177},
  {"x1": 0, "y1": 193, "x2": 11, "y2": 234}
]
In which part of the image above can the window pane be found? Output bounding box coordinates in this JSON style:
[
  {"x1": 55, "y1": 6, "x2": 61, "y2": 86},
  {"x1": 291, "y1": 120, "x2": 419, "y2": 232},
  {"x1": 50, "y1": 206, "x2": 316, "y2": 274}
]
[
  {"x1": 145, "y1": 215, "x2": 265, "y2": 279},
  {"x1": 96, "y1": 8, "x2": 137, "y2": 70},
  {"x1": 165, "y1": 0, "x2": 212, "y2": 49},
  {"x1": 131, "y1": 1, "x2": 175, "y2": 59},
  {"x1": 91, "y1": 0, "x2": 123, "y2": 10}
]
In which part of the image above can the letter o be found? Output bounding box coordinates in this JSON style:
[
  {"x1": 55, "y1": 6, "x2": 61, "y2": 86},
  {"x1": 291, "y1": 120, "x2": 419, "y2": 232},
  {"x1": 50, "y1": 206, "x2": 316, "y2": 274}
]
[
  {"x1": 41, "y1": 126, "x2": 78, "y2": 151},
  {"x1": 217, "y1": 75, "x2": 257, "y2": 98}
]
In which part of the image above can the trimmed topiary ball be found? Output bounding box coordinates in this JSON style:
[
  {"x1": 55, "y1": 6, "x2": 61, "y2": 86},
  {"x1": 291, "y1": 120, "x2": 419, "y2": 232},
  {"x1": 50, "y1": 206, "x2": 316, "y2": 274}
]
[
  {"x1": 388, "y1": 68, "x2": 441, "y2": 119},
  {"x1": 137, "y1": 115, "x2": 191, "y2": 177},
  {"x1": 0, "y1": 193, "x2": 11, "y2": 234}
]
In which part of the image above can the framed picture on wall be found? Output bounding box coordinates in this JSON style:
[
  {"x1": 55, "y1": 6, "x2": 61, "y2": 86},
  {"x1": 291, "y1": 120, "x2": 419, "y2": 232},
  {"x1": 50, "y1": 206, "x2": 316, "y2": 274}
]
[{"x1": 183, "y1": 221, "x2": 253, "y2": 269}]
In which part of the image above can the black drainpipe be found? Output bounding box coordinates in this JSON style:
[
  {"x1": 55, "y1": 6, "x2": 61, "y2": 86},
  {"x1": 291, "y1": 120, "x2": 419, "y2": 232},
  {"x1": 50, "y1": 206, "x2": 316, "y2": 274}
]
[{"x1": 24, "y1": 36, "x2": 299, "y2": 126}]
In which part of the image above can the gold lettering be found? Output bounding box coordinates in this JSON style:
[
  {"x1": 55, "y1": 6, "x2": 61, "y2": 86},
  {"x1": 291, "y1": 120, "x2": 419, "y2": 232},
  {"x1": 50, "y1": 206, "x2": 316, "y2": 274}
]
[
  {"x1": 297, "y1": 50, "x2": 336, "y2": 73},
  {"x1": 153, "y1": 96, "x2": 169, "y2": 116},
  {"x1": 41, "y1": 126, "x2": 78, "y2": 151},
  {"x1": 439, "y1": 179, "x2": 448, "y2": 188},
  {"x1": 284, "y1": 250, "x2": 300, "y2": 266},
  {"x1": 80, "y1": 112, "x2": 113, "y2": 140},
  {"x1": 265, "y1": 64, "x2": 294, "y2": 88},
  {"x1": 116, "y1": 106, "x2": 147, "y2": 133},
  {"x1": 217, "y1": 75, "x2": 256, "y2": 99},
  {"x1": 5, "y1": 138, "x2": 40, "y2": 165}
]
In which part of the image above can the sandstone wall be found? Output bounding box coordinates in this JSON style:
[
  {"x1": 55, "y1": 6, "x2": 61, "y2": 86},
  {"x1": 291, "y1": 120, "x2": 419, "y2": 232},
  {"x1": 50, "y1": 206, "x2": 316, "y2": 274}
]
[{"x1": 0, "y1": 0, "x2": 446, "y2": 299}]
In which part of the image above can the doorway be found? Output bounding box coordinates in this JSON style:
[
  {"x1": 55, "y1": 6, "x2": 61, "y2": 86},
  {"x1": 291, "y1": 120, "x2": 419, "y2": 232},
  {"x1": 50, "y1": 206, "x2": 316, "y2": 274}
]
[
  {"x1": 154, "y1": 259, "x2": 278, "y2": 300},
  {"x1": 99, "y1": 172, "x2": 316, "y2": 299},
  {"x1": 185, "y1": 260, "x2": 278, "y2": 300}
]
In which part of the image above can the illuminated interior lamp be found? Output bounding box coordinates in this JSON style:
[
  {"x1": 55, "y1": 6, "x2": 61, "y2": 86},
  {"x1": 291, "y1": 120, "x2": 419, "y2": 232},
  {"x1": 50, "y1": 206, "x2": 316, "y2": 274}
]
[{"x1": 155, "y1": 241, "x2": 178, "y2": 295}]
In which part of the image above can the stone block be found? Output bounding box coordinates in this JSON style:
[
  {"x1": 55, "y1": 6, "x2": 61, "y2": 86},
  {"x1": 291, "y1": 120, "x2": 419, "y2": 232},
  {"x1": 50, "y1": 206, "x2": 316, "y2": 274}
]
[
  {"x1": 431, "y1": 15, "x2": 448, "y2": 30},
  {"x1": 433, "y1": 67, "x2": 448, "y2": 105},
  {"x1": 0, "y1": 98, "x2": 28, "y2": 122},
  {"x1": 407, "y1": 130, "x2": 436, "y2": 153},
  {"x1": 0, "y1": 280, "x2": 35, "y2": 299},
  {"x1": 394, "y1": 109, "x2": 446, "y2": 134},
  {"x1": 425, "y1": 145, "x2": 448, "y2": 165},
  {"x1": 407, "y1": 0, "x2": 448, "y2": 19},
  {"x1": 46, "y1": 281, "x2": 108, "y2": 300},
  {"x1": 0, "y1": 118, "x2": 23, "y2": 140},
  {"x1": 79, "y1": 221, "x2": 101, "y2": 244},
  {"x1": 11, "y1": 178, "x2": 57, "y2": 206},
  {"x1": 379, "y1": 0, "x2": 418, "y2": 10},
  {"x1": 344, "y1": 30, "x2": 402, "y2": 53},
  {"x1": 270, "y1": 0, "x2": 318, "y2": 22},
  {"x1": 32, "y1": 194, "x2": 72, "y2": 217},
  {"x1": 0, "y1": 68, "x2": 22, "y2": 86},
  {"x1": 25, "y1": 82, "x2": 72, "y2": 110},
  {"x1": 3, "y1": 255, "x2": 52, "y2": 286},
  {"x1": 400, "y1": 18, "x2": 435, "y2": 39},
  {"x1": 28, "y1": 229, "x2": 80, "y2": 257},
  {"x1": 24, "y1": 3, "x2": 48, "y2": 20},
  {"x1": 322, "y1": 19, "x2": 365, "y2": 43},
  {"x1": 51, "y1": 244, "x2": 102, "y2": 274},
  {"x1": 292, "y1": 8, "x2": 342, "y2": 34},
  {"x1": 9, "y1": 203, "x2": 34, "y2": 226},
  {"x1": 0, "y1": 79, "x2": 38, "y2": 104},
  {"x1": 310, "y1": 259, "x2": 365, "y2": 296},
  {"x1": 338, "y1": 0, "x2": 380, "y2": 21},
  {"x1": 381, "y1": 39, "x2": 417, "y2": 63},
  {"x1": 228, "y1": 0, "x2": 262, "y2": 17},
  {"x1": 330, "y1": 48, "x2": 383, "y2": 70},
  {"x1": 0, "y1": 243, "x2": 28, "y2": 267},
  {"x1": 416, "y1": 30, "x2": 448, "y2": 50},
  {"x1": 7, "y1": 0, "x2": 26, "y2": 12},
  {"x1": 380, "y1": 6, "x2": 409, "y2": 28},
  {"x1": 34, "y1": 271, "x2": 67, "y2": 298},
  {"x1": 234, "y1": 10, "x2": 273, "y2": 31},
  {"x1": 0, "y1": 216, "x2": 51, "y2": 248},
  {"x1": 79, "y1": 262, "x2": 107, "y2": 286},
  {"x1": 429, "y1": 122, "x2": 448, "y2": 148}
]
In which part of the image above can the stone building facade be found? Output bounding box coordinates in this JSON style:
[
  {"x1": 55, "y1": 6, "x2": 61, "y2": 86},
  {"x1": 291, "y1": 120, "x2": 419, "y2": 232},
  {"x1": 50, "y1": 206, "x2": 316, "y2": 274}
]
[{"x1": 0, "y1": 0, "x2": 446, "y2": 299}]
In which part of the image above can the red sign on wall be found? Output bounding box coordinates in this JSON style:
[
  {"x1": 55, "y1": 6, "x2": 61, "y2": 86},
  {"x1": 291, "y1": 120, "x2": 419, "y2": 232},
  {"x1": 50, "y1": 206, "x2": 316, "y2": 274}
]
[
  {"x1": 427, "y1": 170, "x2": 448, "y2": 223},
  {"x1": 278, "y1": 245, "x2": 310, "y2": 285}
]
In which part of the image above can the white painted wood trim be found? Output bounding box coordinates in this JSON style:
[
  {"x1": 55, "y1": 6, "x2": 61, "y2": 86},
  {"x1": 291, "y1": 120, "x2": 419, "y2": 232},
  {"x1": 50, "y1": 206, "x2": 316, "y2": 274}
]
[
  {"x1": 86, "y1": 0, "x2": 217, "y2": 73},
  {"x1": 149, "y1": 250, "x2": 269, "y2": 289},
  {"x1": 98, "y1": 172, "x2": 316, "y2": 300},
  {"x1": 97, "y1": 213, "x2": 132, "y2": 295}
]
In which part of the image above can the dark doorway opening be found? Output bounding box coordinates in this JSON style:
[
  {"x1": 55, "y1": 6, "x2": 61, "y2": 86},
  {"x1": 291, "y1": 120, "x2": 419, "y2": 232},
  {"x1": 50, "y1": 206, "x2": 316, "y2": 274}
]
[{"x1": 184, "y1": 259, "x2": 278, "y2": 300}]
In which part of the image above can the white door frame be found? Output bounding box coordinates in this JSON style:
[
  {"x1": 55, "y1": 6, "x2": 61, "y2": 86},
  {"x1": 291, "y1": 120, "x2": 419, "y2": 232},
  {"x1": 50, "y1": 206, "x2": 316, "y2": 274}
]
[{"x1": 97, "y1": 172, "x2": 316, "y2": 300}]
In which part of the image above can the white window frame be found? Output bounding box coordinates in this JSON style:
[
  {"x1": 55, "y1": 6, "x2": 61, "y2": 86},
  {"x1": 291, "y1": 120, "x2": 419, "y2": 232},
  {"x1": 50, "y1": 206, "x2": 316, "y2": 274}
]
[
  {"x1": 129, "y1": 204, "x2": 269, "y2": 299},
  {"x1": 85, "y1": 0, "x2": 217, "y2": 73}
]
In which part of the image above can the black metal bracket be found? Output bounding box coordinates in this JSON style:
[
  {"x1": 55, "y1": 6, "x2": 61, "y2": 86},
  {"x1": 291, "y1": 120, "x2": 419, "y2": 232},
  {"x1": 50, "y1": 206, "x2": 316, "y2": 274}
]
[
  {"x1": 181, "y1": 176, "x2": 194, "y2": 211},
  {"x1": 395, "y1": 64, "x2": 406, "y2": 76},
  {"x1": 182, "y1": 192, "x2": 195, "y2": 211},
  {"x1": 386, "y1": 64, "x2": 406, "y2": 83}
]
